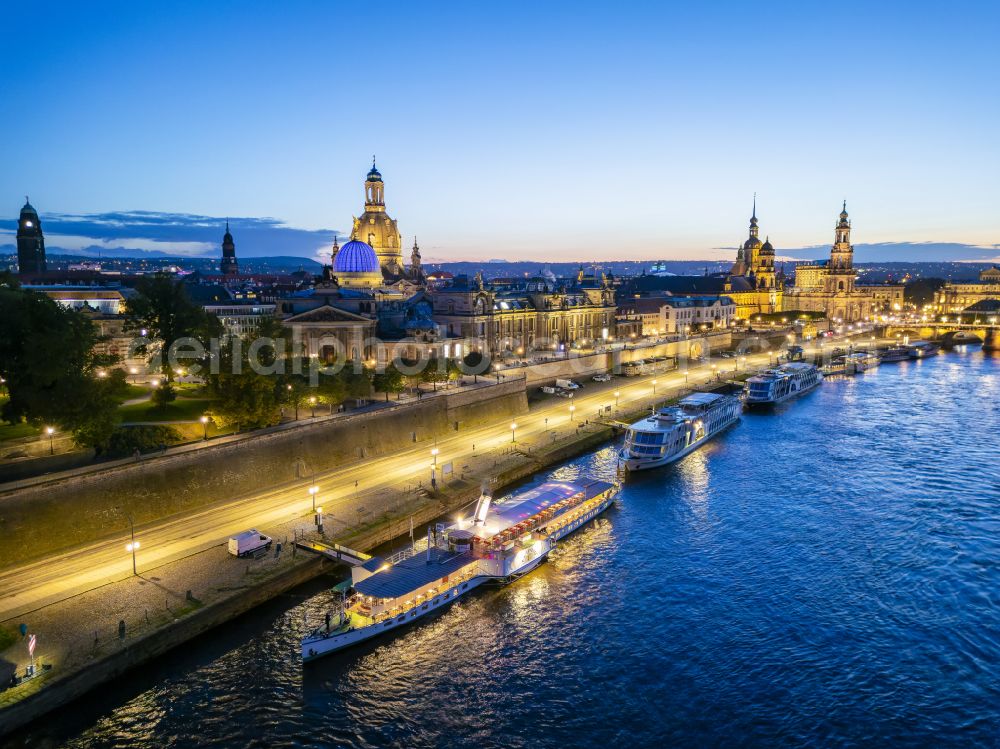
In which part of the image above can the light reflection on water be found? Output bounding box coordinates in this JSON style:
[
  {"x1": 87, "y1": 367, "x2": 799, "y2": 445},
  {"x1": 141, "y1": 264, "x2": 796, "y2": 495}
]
[{"x1": 13, "y1": 349, "x2": 1000, "y2": 748}]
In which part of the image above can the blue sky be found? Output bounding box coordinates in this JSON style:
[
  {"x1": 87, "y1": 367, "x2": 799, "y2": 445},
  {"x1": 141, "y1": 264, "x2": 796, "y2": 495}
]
[{"x1": 1, "y1": 1, "x2": 998, "y2": 262}]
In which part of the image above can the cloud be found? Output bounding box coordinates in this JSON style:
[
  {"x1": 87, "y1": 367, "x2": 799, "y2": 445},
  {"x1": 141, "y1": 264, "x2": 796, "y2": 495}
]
[
  {"x1": 776, "y1": 242, "x2": 1000, "y2": 263},
  {"x1": 0, "y1": 211, "x2": 341, "y2": 259}
]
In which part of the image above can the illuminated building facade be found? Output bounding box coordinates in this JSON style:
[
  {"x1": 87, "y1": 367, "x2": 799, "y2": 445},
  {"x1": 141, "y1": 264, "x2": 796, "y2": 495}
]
[
  {"x1": 785, "y1": 203, "x2": 878, "y2": 322},
  {"x1": 430, "y1": 269, "x2": 617, "y2": 356},
  {"x1": 933, "y1": 266, "x2": 1000, "y2": 313}
]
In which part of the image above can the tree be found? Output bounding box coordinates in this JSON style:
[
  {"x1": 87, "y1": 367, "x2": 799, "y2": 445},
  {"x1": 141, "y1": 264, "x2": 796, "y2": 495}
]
[
  {"x1": 0, "y1": 287, "x2": 124, "y2": 449},
  {"x1": 343, "y1": 363, "x2": 372, "y2": 403},
  {"x1": 420, "y1": 358, "x2": 450, "y2": 392},
  {"x1": 207, "y1": 370, "x2": 283, "y2": 431},
  {"x1": 151, "y1": 382, "x2": 178, "y2": 409},
  {"x1": 124, "y1": 274, "x2": 220, "y2": 378},
  {"x1": 316, "y1": 369, "x2": 349, "y2": 414},
  {"x1": 372, "y1": 364, "x2": 405, "y2": 401},
  {"x1": 204, "y1": 333, "x2": 283, "y2": 431}
]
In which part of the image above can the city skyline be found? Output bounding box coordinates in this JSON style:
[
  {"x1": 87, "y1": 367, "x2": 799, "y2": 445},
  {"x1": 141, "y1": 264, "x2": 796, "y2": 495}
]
[{"x1": 2, "y1": 2, "x2": 998, "y2": 262}]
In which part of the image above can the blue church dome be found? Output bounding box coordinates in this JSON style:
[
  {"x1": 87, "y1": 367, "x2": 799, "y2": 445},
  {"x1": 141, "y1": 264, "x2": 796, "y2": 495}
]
[{"x1": 334, "y1": 239, "x2": 379, "y2": 274}]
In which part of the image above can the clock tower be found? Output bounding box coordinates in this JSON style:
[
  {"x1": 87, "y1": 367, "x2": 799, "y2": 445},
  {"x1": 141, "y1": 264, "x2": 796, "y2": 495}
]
[{"x1": 16, "y1": 198, "x2": 46, "y2": 275}]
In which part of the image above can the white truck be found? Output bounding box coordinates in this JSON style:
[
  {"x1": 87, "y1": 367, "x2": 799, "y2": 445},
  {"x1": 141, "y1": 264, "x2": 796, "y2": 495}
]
[
  {"x1": 228, "y1": 529, "x2": 273, "y2": 558},
  {"x1": 555, "y1": 378, "x2": 580, "y2": 390}
]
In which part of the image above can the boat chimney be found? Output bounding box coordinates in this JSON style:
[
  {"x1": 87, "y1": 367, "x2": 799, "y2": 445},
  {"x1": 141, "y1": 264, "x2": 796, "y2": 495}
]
[{"x1": 473, "y1": 483, "x2": 493, "y2": 527}]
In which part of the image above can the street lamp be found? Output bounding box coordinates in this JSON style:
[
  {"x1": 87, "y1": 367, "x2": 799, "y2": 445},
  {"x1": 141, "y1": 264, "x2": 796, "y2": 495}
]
[
  {"x1": 309, "y1": 396, "x2": 317, "y2": 418},
  {"x1": 614, "y1": 390, "x2": 620, "y2": 407},
  {"x1": 200, "y1": 415, "x2": 209, "y2": 440},
  {"x1": 569, "y1": 404, "x2": 576, "y2": 422},
  {"x1": 652, "y1": 378, "x2": 657, "y2": 394},
  {"x1": 308, "y1": 484, "x2": 319, "y2": 511},
  {"x1": 711, "y1": 363, "x2": 717, "y2": 380},
  {"x1": 126, "y1": 541, "x2": 140, "y2": 576},
  {"x1": 122, "y1": 510, "x2": 139, "y2": 576},
  {"x1": 431, "y1": 447, "x2": 439, "y2": 466},
  {"x1": 510, "y1": 422, "x2": 517, "y2": 444},
  {"x1": 45, "y1": 426, "x2": 55, "y2": 455}
]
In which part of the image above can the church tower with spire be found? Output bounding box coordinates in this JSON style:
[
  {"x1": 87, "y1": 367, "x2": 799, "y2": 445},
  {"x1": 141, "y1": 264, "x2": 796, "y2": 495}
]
[
  {"x1": 16, "y1": 198, "x2": 46, "y2": 275},
  {"x1": 409, "y1": 237, "x2": 423, "y2": 279},
  {"x1": 220, "y1": 221, "x2": 238, "y2": 275},
  {"x1": 825, "y1": 201, "x2": 855, "y2": 293},
  {"x1": 354, "y1": 158, "x2": 403, "y2": 277}
]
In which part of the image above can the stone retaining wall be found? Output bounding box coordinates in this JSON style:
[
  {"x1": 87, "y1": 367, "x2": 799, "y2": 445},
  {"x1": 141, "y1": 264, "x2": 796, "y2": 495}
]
[{"x1": 0, "y1": 379, "x2": 528, "y2": 568}]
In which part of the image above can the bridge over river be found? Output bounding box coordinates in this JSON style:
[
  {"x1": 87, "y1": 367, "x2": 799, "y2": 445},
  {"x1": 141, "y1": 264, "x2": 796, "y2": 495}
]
[{"x1": 883, "y1": 320, "x2": 1000, "y2": 350}]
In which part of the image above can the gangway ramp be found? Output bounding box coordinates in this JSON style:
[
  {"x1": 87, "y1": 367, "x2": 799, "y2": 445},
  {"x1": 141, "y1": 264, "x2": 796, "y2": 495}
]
[{"x1": 296, "y1": 540, "x2": 372, "y2": 566}]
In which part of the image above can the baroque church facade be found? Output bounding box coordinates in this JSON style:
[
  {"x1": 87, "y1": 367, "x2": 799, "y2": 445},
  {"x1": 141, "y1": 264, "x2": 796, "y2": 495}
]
[
  {"x1": 785, "y1": 203, "x2": 876, "y2": 322},
  {"x1": 724, "y1": 200, "x2": 783, "y2": 319}
]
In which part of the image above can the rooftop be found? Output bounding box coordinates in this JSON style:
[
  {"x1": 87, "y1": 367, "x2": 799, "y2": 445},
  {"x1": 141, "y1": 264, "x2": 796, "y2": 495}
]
[{"x1": 354, "y1": 548, "x2": 474, "y2": 600}]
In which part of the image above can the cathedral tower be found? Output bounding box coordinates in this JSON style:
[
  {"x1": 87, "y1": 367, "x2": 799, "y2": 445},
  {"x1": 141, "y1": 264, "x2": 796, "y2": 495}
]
[
  {"x1": 826, "y1": 201, "x2": 855, "y2": 294},
  {"x1": 743, "y1": 196, "x2": 763, "y2": 271},
  {"x1": 410, "y1": 237, "x2": 422, "y2": 278},
  {"x1": 16, "y1": 198, "x2": 46, "y2": 275},
  {"x1": 220, "y1": 221, "x2": 238, "y2": 275},
  {"x1": 353, "y1": 159, "x2": 403, "y2": 277}
]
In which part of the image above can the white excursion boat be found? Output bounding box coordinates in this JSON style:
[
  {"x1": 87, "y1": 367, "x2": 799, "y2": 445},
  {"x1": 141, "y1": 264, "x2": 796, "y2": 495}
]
[
  {"x1": 618, "y1": 392, "x2": 742, "y2": 471},
  {"x1": 301, "y1": 479, "x2": 619, "y2": 662},
  {"x1": 879, "y1": 345, "x2": 911, "y2": 363},
  {"x1": 844, "y1": 351, "x2": 880, "y2": 374},
  {"x1": 908, "y1": 341, "x2": 940, "y2": 359},
  {"x1": 743, "y1": 362, "x2": 823, "y2": 407}
]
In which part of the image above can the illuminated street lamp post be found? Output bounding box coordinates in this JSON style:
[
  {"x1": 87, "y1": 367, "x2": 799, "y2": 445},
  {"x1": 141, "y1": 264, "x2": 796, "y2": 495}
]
[
  {"x1": 200, "y1": 415, "x2": 209, "y2": 440},
  {"x1": 45, "y1": 426, "x2": 55, "y2": 455},
  {"x1": 123, "y1": 512, "x2": 138, "y2": 576},
  {"x1": 652, "y1": 378, "x2": 657, "y2": 394},
  {"x1": 431, "y1": 446, "x2": 439, "y2": 466},
  {"x1": 614, "y1": 390, "x2": 620, "y2": 407},
  {"x1": 569, "y1": 404, "x2": 576, "y2": 422},
  {"x1": 126, "y1": 540, "x2": 140, "y2": 576},
  {"x1": 310, "y1": 396, "x2": 317, "y2": 418},
  {"x1": 711, "y1": 364, "x2": 717, "y2": 380},
  {"x1": 308, "y1": 484, "x2": 319, "y2": 511},
  {"x1": 510, "y1": 422, "x2": 517, "y2": 444}
]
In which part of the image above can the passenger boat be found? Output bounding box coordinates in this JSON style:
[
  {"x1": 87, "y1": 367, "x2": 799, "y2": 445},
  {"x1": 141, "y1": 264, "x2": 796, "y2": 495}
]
[
  {"x1": 844, "y1": 352, "x2": 881, "y2": 373},
  {"x1": 618, "y1": 392, "x2": 741, "y2": 471},
  {"x1": 908, "y1": 341, "x2": 940, "y2": 359},
  {"x1": 743, "y1": 362, "x2": 823, "y2": 408},
  {"x1": 301, "y1": 479, "x2": 619, "y2": 662},
  {"x1": 879, "y1": 346, "x2": 911, "y2": 363}
]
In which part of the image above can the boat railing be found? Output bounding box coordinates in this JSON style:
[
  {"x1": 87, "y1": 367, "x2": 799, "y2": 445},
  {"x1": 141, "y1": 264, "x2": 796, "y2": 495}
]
[{"x1": 383, "y1": 537, "x2": 430, "y2": 566}]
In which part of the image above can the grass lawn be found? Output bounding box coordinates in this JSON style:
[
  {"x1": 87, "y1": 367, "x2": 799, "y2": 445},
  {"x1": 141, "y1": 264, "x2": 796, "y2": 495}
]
[
  {"x1": 120, "y1": 383, "x2": 150, "y2": 399},
  {"x1": 118, "y1": 397, "x2": 215, "y2": 423},
  {"x1": 0, "y1": 421, "x2": 41, "y2": 442}
]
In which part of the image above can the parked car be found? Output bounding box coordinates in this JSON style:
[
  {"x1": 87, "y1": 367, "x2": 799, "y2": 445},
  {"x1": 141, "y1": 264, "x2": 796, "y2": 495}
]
[
  {"x1": 540, "y1": 386, "x2": 556, "y2": 394},
  {"x1": 228, "y1": 530, "x2": 273, "y2": 558},
  {"x1": 555, "y1": 378, "x2": 580, "y2": 390},
  {"x1": 555, "y1": 389, "x2": 575, "y2": 398},
  {"x1": 592, "y1": 373, "x2": 612, "y2": 382}
]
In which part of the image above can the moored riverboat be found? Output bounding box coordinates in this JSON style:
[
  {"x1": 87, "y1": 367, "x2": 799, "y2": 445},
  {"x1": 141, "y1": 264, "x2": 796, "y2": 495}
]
[
  {"x1": 618, "y1": 392, "x2": 741, "y2": 471},
  {"x1": 743, "y1": 362, "x2": 823, "y2": 407},
  {"x1": 301, "y1": 478, "x2": 619, "y2": 662}
]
